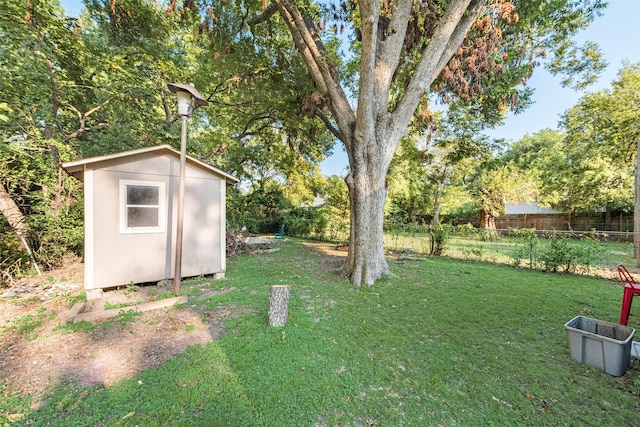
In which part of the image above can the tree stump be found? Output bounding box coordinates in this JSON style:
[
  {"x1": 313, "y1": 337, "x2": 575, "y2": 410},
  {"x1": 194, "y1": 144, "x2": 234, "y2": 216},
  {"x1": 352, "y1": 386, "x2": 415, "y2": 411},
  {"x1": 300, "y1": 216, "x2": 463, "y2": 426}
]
[{"x1": 268, "y1": 285, "x2": 290, "y2": 327}]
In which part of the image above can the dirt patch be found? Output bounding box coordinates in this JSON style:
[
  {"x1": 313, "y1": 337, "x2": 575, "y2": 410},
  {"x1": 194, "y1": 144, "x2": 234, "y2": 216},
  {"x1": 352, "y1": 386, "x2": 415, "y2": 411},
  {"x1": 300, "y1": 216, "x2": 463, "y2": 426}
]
[
  {"x1": 0, "y1": 263, "x2": 246, "y2": 402},
  {"x1": 303, "y1": 241, "x2": 348, "y2": 259}
]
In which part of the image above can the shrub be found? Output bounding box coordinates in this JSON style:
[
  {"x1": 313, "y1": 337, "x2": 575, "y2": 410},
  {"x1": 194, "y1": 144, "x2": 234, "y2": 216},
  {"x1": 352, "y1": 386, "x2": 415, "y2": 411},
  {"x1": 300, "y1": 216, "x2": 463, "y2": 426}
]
[
  {"x1": 0, "y1": 228, "x2": 31, "y2": 287},
  {"x1": 509, "y1": 228, "x2": 538, "y2": 268},
  {"x1": 453, "y1": 223, "x2": 476, "y2": 236},
  {"x1": 536, "y1": 232, "x2": 603, "y2": 274},
  {"x1": 429, "y1": 223, "x2": 451, "y2": 256},
  {"x1": 538, "y1": 236, "x2": 572, "y2": 272}
]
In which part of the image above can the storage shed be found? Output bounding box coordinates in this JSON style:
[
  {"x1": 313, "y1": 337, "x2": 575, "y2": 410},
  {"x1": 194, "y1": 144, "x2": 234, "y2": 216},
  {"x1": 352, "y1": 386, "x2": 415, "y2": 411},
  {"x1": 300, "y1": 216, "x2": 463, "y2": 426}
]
[{"x1": 62, "y1": 145, "x2": 238, "y2": 298}]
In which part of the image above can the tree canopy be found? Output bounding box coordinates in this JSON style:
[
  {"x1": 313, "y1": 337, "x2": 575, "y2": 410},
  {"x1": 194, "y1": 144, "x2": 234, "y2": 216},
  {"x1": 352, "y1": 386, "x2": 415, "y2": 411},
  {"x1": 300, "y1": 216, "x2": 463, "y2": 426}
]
[
  {"x1": 555, "y1": 62, "x2": 640, "y2": 213},
  {"x1": 0, "y1": 0, "x2": 618, "y2": 285}
]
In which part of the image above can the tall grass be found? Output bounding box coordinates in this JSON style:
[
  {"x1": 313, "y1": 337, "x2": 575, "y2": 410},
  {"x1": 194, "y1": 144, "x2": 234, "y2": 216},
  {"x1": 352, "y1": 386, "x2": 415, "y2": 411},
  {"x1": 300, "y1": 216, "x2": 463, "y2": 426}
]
[{"x1": 4, "y1": 239, "x2": 639, "y2": 426}]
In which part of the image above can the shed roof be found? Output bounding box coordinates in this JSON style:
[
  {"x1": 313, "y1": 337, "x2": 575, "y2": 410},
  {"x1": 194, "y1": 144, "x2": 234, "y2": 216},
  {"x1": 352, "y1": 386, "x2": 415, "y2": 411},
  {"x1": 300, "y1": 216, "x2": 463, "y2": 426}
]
[
  {"x1": 504, "y1": 203, "x2": 566, "y2": 215},
  {"x1": 61, "y1": 144, "x2": 238, "y2": 185}
]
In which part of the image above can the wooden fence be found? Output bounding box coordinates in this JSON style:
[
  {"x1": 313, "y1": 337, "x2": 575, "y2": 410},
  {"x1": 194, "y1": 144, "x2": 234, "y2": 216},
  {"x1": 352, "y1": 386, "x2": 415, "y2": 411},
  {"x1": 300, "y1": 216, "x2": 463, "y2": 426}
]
[{"x1": 460, "y1": 212, "x2": 634, "y2": 233}]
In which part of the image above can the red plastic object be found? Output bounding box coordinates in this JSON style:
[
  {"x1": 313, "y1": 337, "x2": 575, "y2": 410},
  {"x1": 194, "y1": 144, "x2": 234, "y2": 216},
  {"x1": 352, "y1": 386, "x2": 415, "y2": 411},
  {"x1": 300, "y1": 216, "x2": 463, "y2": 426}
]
[{"x1": 617, "y1": 264, "x2": 640, "y2": 326}]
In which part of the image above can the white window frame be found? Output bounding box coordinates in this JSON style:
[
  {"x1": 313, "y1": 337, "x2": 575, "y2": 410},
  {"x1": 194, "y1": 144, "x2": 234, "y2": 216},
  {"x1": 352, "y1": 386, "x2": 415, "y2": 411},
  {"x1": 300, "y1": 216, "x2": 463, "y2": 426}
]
[{"x1": 119, "y1": 179, "x2": 166, "y2": 234}]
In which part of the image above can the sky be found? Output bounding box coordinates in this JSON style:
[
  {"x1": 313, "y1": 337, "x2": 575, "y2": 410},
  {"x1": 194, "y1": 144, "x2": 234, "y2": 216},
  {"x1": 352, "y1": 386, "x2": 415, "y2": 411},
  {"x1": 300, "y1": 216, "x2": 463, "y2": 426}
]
[
  {"x1": 60, "y1": 0, "x2": 82, "y2": 16},
  {"x1": 60, "y1": 0, "x2": 640, "y2": 176}
]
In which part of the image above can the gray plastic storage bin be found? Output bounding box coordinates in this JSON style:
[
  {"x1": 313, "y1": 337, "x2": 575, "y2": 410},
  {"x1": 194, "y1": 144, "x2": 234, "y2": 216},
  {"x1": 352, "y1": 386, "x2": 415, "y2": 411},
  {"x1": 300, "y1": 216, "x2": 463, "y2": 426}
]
[{"x1": 565, "y1": 315, "x2": 636, "y2": 376}]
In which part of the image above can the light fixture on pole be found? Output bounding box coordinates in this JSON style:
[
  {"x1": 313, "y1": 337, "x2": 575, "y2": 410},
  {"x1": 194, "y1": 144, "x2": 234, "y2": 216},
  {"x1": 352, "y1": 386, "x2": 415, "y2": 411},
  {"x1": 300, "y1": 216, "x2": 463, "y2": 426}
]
[{"x1": 167, "y1": 83, "x2": 208, "y2": 296}]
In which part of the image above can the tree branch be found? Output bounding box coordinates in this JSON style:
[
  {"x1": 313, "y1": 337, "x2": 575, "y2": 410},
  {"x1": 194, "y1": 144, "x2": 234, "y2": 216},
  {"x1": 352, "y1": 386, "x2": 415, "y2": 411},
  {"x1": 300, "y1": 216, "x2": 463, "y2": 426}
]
[
  {"x1": 33, "y1": 49, "x2": 60, "y2": 139},
  {"x1": 356, "y1": 0, "x2": 382, "y2": 121},
  {"x1": 390, "y1": 0, "x2": 485, "y2": 143},
  {"x1": 272, "y1": 0, "x2": 355, "y2": 150},
  {"x1": 247, "y1": 2, "x2": 277, "y2": 27},
  {"x1": 234, "y1": 112, "x2": 276, "y2": 140},
  {"x1": 64, "y1": 96, "x2": 116, "y2": 141},
  {"x1": 0, "y1": 182, "x2": 42, "y2": 276},
  {"x1": 375, "y1": 0, "x2": 414, "y2": 95},
  {"x1": 315, "y1": 110, "x2": 342, "y2": 141},
  {"x1": 164, "y1": 100, "x2": 175, "y2": 123},
  {"x1": 355, "y1": 0, "x2": 414, "y2": 168}
]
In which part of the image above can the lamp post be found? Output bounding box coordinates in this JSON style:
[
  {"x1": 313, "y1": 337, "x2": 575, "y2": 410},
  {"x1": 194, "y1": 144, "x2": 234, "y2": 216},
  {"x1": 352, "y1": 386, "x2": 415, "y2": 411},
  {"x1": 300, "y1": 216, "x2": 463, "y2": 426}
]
[{"x1": 167, "y1": 83, "x2": 208, "y2": 295}]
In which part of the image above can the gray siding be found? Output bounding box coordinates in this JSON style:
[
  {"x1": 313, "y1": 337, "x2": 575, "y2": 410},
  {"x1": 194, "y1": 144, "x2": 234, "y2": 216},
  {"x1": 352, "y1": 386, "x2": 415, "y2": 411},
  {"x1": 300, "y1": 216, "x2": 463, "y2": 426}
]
[{"x1": 85, "y1": 152, "x2": 225, "y2": 289}]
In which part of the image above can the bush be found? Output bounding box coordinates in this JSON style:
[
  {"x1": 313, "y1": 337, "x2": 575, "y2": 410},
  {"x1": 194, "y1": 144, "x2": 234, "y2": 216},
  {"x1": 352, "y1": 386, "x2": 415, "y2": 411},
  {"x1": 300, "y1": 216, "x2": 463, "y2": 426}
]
[
  {"x1": 0, "y1": 229, "x2": 30, "y2": 287},
  {"x1": 536, "y1": 234, "x2": 601, "y2": 274},
  {"x1": 453, "y1": 223, "x2": 476, "y2": 236},
  {"x1": 30, "y1": 202, "x2": 84, "y2": 269},
  {"x1": 226, "y1": 183, "x2": 291, "y2": 234},
  {"x1": 478, "y1": 229, "x2": 497, "y2": 241},
  {"x1": 283, "y1": 209, "x2": 312, "y2": 237},
  {"x1": 509, "y1": 228, "x2": 538, "y2": 268},
  {"x1": 1, "y1": 140, "x2": 85, "y2": 281},
  {"x1": 429, "y1": 223, "x2": 451, "y2": 256},
  {"x1": 538, "y1": 236, "x2": 572, "y2": 272},
  {"x1": 510, "y1": 227, "x2": 537, "y2": 240}
]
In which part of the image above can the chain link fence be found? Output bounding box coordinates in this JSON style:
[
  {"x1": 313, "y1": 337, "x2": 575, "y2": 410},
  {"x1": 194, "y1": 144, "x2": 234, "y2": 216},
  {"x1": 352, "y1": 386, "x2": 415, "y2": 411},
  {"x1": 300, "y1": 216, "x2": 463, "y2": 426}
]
[{"x1": 383, "y1": 226, "x2": 636, "y2": 278}]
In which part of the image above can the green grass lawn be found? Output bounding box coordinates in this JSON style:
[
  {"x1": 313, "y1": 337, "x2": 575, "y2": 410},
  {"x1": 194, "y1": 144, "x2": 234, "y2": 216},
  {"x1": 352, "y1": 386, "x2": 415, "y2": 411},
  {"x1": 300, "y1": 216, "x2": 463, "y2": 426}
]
[{"x1": 4, "y1": 239, "x2": 639, "y2": 426}]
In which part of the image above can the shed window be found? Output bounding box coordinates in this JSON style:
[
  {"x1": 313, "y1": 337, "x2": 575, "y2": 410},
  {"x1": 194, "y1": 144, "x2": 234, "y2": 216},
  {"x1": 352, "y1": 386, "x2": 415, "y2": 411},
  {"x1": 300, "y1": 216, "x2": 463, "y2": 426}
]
[{"x1": 120, "y1": 180, "x2": 165, "y2": 233}]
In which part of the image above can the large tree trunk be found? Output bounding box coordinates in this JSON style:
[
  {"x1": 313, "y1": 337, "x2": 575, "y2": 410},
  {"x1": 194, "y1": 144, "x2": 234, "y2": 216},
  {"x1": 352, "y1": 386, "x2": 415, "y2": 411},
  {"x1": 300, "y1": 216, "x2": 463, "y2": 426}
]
[
  {"x1": 432, "y1": 181, "x2": 444, "y2": 228},
  {"x1": 0, "y1": 183, "x2": 42, "y2": 276},
  {"x1": 431, "y1": 166, "x2": 448, "y2": 228},
  {"x1": 341, "y1": 161, "x2": 391, "y2": 286},
  {"x1": 0, "y1": 183, "x2": 30, "y2": 238},
  {"x1": 479, "y1": 208, "x2": 496, "y2": 230}
]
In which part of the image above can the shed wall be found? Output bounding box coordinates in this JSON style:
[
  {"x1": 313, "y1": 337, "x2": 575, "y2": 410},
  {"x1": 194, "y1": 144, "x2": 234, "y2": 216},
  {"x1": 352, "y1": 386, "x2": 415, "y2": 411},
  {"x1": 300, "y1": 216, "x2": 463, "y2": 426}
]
[{"x1": 86, "y1": 152, "x2": 224, "y2": 289}]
